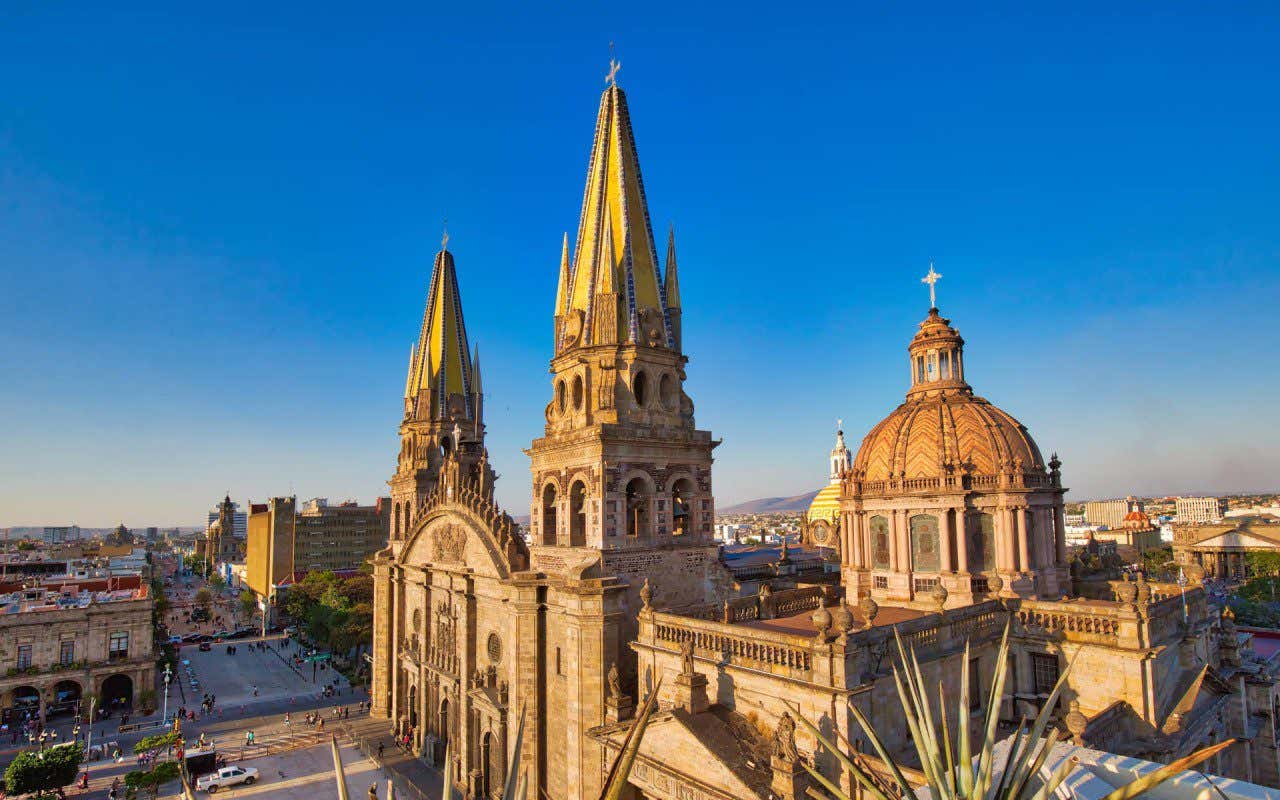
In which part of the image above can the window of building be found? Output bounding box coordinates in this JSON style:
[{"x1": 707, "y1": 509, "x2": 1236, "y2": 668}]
[
  {"x1": 109, "y1": 632, "x2": 130, "y2": 660},
  {"x1": 16, "y1": 645, "x2": 31, "y2": 670},
  {"x1": 1030, "y1": 653, "x2": 1059, "y2": 696},
  {"x1": 555, "y1": 647, "x2": 563, "y2": 676},
  {"x1": 60, "y1": 641, "x2": 74, "y2": 665}
]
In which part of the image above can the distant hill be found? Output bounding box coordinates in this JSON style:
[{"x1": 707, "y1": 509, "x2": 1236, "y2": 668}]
[{"x1": 718, "y1": 489, "x2": 820, "y2": 516}]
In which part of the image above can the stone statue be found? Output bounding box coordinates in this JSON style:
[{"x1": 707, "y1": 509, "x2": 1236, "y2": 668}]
[
  {"x1": 608, "y1": 663, "x2": 622, "y2": 700},
  {"x1": 640, "y1": 578, "x2": 653, "y2": 611},
  {"x1": 772, "y1": 712, "x2": 799, "y2": 763},
  {"x1": 680, "y1": 639, "x2": 695, "y2": 676}
]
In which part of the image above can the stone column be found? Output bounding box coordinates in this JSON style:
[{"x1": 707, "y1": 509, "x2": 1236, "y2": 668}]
[
  {"x1": 888, "y1": 511, "x2": 900, "y2": 572},
  {"x1": 1016, "y1": 508, "x2": 1030, "y2": 574},
  {"x1": 956, "y1": 512, "x2": 969, "y2": 574},
  {"x1": 940, "y1": 510, "x2": 954, "y2": 573},
  {"x1": 1054, "y1": 504, "x2": 1068, "y2": 564},
  {"x1": 994, "y1": 507, "x2": 1012, "y2": 573}
]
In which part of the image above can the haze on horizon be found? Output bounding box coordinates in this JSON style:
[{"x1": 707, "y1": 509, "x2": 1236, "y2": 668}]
[{"x1": 2, "y1": 4, "x2": 1279, "y2": 529}]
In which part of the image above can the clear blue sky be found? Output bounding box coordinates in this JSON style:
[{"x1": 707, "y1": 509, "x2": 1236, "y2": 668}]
[{"x1": 2, "y1": 3, "x2": 1278, "y2": 527}]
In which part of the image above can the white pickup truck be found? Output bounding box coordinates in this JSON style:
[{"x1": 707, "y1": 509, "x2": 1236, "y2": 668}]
[{"x1": 196, "y1": 765, "x2": 259, "y2": 792}]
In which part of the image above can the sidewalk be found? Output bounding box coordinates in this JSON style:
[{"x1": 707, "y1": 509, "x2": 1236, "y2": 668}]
[{"x1": 341, "y1": 716, "x2": 456, "y2": 800}]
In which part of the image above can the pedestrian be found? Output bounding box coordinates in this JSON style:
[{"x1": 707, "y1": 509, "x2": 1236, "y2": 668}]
[
  {"x1": 368, "y1": 783, "x2": 378, "y2": 800},
  {"x1": 377, "y1": 741, "x2": 384, "y2": 759}
]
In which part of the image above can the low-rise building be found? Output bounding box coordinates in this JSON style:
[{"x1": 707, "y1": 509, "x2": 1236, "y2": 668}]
[
  {"x1": 0, "y1": 584, "x2": 154, "y2": 724},
  {"x1": 1084, "y1": 497, "x2": 1144, "y2": 529},
  {"x1": 1177, "y1": 496, "x2": 1229, "y2": 524},
  {"x1": 1090, "y1": 510, "x2": 1164, "y2": 552},
  {"x1": 1172, "y1": 518, "x2": 1280, "y2": 580}
]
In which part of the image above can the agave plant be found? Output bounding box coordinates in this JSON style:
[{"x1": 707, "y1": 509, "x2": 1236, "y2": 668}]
[{"x1": 795, "y1": 622, "x2": 1235, "y2": 800}]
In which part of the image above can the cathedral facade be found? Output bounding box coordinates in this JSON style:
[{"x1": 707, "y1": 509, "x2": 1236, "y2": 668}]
[{"x1": 371, "y1": 78, "x2": 1280, "y2": 800}]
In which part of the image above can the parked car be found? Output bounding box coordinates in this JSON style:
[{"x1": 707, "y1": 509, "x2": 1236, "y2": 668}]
[
  {"x1": 167, "y1": 636, "x2": 183, "y2": 645},
  {"x1": 196, "y1": 765, "x2": 258, "y2": 792},
  {"x1": 197, "y1": 642, "x2": 212, "y2": 652}
]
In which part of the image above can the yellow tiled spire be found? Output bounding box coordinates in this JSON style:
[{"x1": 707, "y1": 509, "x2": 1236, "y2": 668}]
[
  {"x1": 406, "y1": 243, "x2": 475, "y2": 420},
  {"x1": 554, "y1": 232, "x2": 570, "y2": 317},
  {"x1": 560, "y1": 83, "x2": 673, "y2": 352}
]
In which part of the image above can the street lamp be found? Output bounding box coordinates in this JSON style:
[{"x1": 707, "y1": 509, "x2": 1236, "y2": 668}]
[
  {"x1": 162, "y1": 662, "x2": 173, "y2": 724},
  {"x1": 1177, "y1": 566, "x2": 1189, "y2": 622}
]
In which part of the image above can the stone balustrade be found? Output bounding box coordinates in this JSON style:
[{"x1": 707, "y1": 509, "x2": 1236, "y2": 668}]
[
  {"x1": 642, "y1": 611, "x2": 815, "y2": 677},
  {"x1": 847, "y1": 470, "x2": 1060, "y2": 498},
  {"x1": 1013, "y1": 601, "x2": 1124, "y2": 645}
]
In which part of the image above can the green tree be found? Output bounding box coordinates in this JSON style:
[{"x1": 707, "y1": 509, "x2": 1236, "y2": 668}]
[
  {"x1": 133, "y1": 731, "x2": 181, "y2": 754},
  {"x1": 16, "y1": 540, "x2": 36, "y2": 552},
  {"x1": 3, "y1": 742, "x2": 84, "y2": 799},
  {"x1": 124, "y1": 761, "x2": 180, "y2": 800},
  {"x1": 208, "y1": 574, "x2": 227, "y2": 593},
  {"x1": 1140, "y1": 546, "x2": 1175, "y2": 580},
  {"x1": 1247, "y1": 551, "x2": 1280, "y2": 578},
  {"x1": 240, "y1": 590, "x2": 258, "y2": 619},
  {"x1": 194, "y1": 587, "x2": 213, "y2": 611}
]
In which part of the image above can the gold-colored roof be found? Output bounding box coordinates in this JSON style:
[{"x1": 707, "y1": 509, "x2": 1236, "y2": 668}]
[
  {"x1": 405, "y1": 247, "x2": 477, "y2": 420},
  {"x1": 557, "y1": 84, "x2": 673, "y2": 351},
  {"x1": 806, "y1": 483, "x2": 841, "y2": 522}
]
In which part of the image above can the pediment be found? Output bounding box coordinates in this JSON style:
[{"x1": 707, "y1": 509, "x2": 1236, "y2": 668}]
[
  {"x1": 1193, "y1": 529, "x2": 1280, "y2": 550},
  {"x1": 402, "y1": 510, "x2": 506, "y2": 580}
]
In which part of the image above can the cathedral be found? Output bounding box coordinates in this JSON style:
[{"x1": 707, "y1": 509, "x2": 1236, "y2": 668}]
[{"x1": 370, "y1": 75, "x2": 1280, "y2": 800}]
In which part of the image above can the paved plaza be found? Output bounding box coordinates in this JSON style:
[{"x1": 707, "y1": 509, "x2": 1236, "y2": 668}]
[{"x1": 173, "y1": 634, "x2": 350, "y2": 710}]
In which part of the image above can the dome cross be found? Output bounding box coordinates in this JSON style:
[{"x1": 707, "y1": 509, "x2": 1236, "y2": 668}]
[{"x1": 921, "y1": 262, "x2": 942, "y2": 309}]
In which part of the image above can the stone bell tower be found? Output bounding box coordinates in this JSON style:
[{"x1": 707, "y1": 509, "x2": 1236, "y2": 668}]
[
  {"x1": 525, "y1": 75, "x2": 731, "y2": 800},
  {"x1": 388, "y1": 236, "x2": 491, "y2": 549}
]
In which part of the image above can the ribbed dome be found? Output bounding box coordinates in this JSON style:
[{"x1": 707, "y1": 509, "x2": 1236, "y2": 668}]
[
  {"x1": 807, "y1": 483, "x2": 842, "y2": 521},
  {"x1": 853, "y1": 390, "x2": 1044, "y2": 483}
]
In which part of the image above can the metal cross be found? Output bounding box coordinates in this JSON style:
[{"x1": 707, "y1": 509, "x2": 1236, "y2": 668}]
[
  {"x1": 441, "y1": 220, "x2": 449, "y2": 251},
  {"x1": 921, "y1": 262, "x2": 942, "y2": 308},
  {"x1": 605, "y1": 54, "x2": 621, "y2": 86}
]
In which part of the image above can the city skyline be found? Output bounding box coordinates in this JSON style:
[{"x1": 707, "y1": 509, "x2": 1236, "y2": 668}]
[{"x1": 3, "y1": 4, "x2": 1280, "y2": 527}]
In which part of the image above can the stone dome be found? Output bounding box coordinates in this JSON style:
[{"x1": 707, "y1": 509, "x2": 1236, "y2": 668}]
[
  {"x1": 853, "y1": 393, "x2": 1044, "y2": 482},
  {"x1": 851, "y1": 307, "x2": 1046, "y2": 485}
]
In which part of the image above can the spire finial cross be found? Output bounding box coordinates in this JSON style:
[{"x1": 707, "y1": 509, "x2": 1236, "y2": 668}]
[
  {"x1": 605, "y1": 42, "x2": 621, "y2": 86},
  {"x1": 921, "y1": 261, "x2": 942, "y2": 309},
  {"x1": 441, "y1": 219, "x2": 449, "y2": 252}
]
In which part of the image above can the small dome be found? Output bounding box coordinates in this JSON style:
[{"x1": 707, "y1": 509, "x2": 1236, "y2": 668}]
[{"x1": 806, "y1": 483, "x2": 842, "y2": 522}]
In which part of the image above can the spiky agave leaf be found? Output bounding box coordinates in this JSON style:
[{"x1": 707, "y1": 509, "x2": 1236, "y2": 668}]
[
  {"x1": 441, "y1": 739, "x2": 453, "y2": 800},
  {"x1": 1097, "y1": 738, "x2": 1236, "y2": 800},
  {"x1": 501, "y1": 705, "x2": 526, "y2": 800},
  {"x1": 794, "y1": 706, "x2": 896, "y2": 800},
  {"x1": 598, "y1": 676, "x2": 663, "y2": 800}
]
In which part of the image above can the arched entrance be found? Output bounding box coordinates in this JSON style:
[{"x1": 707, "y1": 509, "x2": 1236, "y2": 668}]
[
  {"x1": 480, "y1": 731, "x2": 493, "y2": 798},
  {"x1": 541, "y1": 484, "x2": 558, "y2": 545},
  {"x1": 438, "y1": 698, "x2": 449, "y2": 749},
  {"x1": 101, "y1": 673, "x2": 133, "y2": 710},
  {"x1": 8, "y1": 685, "x2": 39, "y2": 723},
  {"x1": 48, "y1": 680, "x2": 82, "y2": 719},
  {"x1": 408, "y1": 685, "x2": 418, "y2": 729}
]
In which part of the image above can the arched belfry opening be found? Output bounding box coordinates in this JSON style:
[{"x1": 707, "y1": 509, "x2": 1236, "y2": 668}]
[
  {"x1": 625, "y1": 478, "x2": 648, "y2": 537},
  {"x1": 541, "y1": 484, "x2": 558, "y2": 545},
  {"x1": 569, "y1": 480, "x2": 588, "y2": 546},
  {"x1": 671, "y1": 478, "x2": 694, "y2": 536}
]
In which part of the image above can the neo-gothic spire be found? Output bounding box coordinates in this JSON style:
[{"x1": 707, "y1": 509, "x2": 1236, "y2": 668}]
[
  {"x1": 558, "y1": 83, "x2": 673, "y2": 353},
  {"x1": 404, "y1": 243, "x2": 476, "y2": 421}
]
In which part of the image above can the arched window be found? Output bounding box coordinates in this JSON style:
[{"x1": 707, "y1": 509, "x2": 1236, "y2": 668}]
[
  {"x1": 556, "y1": 380, "x2": 567, "y2": 414},
  {"x1": 541, "y1": 484, "x2": 558, "y2": 546},
  {"x1": 870, "y1": 515, "x2": 891, "y2": 570},
  {"x1": 440, "y1": 435, "x2": 452, "y2": 459},
  {"x1": 910, "y1": 514, "x2": 940, "y2": 572},
  {"x1": 625, "y1": 478, "x2": 649, "y2": 537},
  {"x1": 394, "y1": 503, "x2": 402, "y2": 538},
  {"x1": 569, "y1": 480, "x2": 587, "y2": 546},
  {"x1": 967, "y1": 513, "x2": 995, "y2": 573},
  {"x1": 671, "y1": 478, "x2": 694, "y2": 535},
  {"x1": 572, "y1": 375, "x2": 584, "y2": 410},
  {"x1": 633, "y1": 371, "x2": 649, "y2": 407}
]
